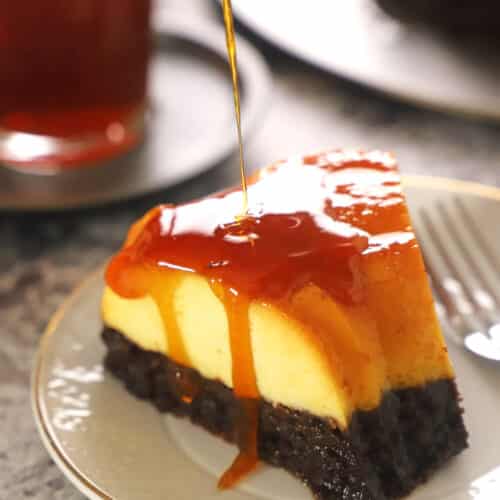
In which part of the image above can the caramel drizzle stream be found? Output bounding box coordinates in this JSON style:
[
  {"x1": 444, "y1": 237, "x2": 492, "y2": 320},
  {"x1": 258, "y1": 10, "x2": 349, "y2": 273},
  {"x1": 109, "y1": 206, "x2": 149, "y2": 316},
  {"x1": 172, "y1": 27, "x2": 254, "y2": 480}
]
[
  {"x1": 150, "y1": 272, "x2": 191, "y2": 367},
  {"x1": 149, "y1": 1, "x2": 260, "y2": 487},
  {"x1": 220, "y1": 1, "x2": 260, "y2": 484},
  {"x1": 211, "y1": 283, "x2": 260, "y2": 489},
  {"x1": 222, "y1": 0, "x2": 248, "y2": 215}
]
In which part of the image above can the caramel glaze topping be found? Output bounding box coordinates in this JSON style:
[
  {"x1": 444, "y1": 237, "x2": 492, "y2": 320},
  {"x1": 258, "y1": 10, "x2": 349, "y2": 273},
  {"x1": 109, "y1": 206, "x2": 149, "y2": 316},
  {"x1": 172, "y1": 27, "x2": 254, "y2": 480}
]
[{"x1": 106, "y1": 150, "x2": 415, "y2": 488}]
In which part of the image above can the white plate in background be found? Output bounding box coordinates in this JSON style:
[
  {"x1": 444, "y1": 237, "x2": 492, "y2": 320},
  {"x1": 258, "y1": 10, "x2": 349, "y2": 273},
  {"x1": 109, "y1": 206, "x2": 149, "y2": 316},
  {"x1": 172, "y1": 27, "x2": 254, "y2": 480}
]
[{"x1": 230, "y1": 0, "x2": 500, "y2": 121}]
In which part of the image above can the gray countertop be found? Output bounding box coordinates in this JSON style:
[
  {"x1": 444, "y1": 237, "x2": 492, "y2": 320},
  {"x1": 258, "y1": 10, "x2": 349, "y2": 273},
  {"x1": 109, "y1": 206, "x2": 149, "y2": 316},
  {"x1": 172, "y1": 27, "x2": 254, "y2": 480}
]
[{"x1": 2, "y1": 1, "x2": 500, "y2": 499}]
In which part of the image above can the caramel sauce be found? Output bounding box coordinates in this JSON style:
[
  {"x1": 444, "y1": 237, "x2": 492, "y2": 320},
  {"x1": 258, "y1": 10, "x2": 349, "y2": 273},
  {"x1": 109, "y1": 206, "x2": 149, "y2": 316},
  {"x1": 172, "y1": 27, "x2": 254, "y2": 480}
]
[
  {"x1": 222, "y1": 0, "x2": 248, "y2": 215},
  {"x1": 150, "y1": 273, "x2": 191, "y2": 366},
  {"x1": 106, "y1": 158, "x2": 377, "y2": 307},
  {"x1": 105, "y1": 151, "x2": 414, "y2": 488},
  {"x1": 212, "y1": 284, "x2": 260, "y2": 488},
  {"x1": 219, "y1": 0, "x2": 256, "y2": 483},
  {"x1": 218, "y1": 399, "x2": 260, "y2": 489}
]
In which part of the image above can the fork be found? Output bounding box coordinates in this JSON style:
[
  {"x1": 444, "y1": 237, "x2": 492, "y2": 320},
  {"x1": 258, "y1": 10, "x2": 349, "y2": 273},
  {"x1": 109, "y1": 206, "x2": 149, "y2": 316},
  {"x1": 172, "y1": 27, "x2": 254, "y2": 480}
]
[{"x1": 416, "y1": 197, "x2": 500, "y2": 362}]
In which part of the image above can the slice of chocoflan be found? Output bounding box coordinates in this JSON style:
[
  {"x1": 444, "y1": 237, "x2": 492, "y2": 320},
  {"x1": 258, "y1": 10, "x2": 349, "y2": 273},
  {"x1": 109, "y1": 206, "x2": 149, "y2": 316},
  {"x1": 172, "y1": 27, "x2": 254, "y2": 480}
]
[{"x1": 101, "y1": 150, "x2": 467, "y2": 500}]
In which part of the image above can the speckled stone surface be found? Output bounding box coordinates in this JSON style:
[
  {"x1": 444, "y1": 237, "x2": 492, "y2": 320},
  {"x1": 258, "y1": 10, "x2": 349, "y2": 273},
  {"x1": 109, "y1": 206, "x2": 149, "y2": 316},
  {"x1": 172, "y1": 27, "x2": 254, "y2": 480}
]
[{"x1": 1, "y1": 1, "x2": 500, "y2": 498}]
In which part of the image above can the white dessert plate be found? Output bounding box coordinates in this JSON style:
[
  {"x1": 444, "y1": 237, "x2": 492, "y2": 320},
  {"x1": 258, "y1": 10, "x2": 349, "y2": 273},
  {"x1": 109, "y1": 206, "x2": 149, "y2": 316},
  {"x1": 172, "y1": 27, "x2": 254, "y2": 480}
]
[
  {"x1": 32, "y1": 176, "x2": 500, "y2": 500},
  {"x1": 229, "y1": 0, "x2": 500, "y2": 121}
]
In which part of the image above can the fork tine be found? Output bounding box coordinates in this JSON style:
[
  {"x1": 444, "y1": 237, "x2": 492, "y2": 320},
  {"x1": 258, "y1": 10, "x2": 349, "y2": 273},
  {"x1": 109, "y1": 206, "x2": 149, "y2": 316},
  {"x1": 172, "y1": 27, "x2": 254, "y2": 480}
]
[
  {"x1": 417, "y1": 234, "x2": 460, "y2": 320},
  {"x1": 419, "y1": 203, "x2": 500, "y2": 361},
  {"x1": 437, "y1": 201, "x2": 499, "y2": 308},
  {"x1": 419, "y1": 208, "x2": 480, "y2": 316},
  {"x1": 455, "y1": 196, "x2": 500, "y2": 277}
]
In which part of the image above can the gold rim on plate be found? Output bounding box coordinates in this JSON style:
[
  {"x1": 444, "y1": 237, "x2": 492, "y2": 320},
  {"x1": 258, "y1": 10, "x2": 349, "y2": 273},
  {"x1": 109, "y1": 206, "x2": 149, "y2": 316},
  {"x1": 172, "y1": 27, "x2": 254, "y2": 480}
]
[
  {"x1": 31, "y1": 267, "x2": 112, "y2": 500},
  {"x1": 32, "y1": 175, "x2": 500, "y2": 499}
]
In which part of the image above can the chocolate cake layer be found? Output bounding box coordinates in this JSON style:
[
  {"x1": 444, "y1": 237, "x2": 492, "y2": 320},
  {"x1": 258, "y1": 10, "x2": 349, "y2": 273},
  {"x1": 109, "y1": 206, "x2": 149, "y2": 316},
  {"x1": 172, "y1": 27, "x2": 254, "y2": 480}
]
[{"x1": 102, "y1": 328, "x2": 468, "y2": 500}]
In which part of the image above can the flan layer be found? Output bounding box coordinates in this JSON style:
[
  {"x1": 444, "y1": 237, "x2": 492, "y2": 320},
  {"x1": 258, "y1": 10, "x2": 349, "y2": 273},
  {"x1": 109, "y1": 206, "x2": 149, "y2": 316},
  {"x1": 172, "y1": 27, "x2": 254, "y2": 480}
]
[
  {"x1": 102, "y1": 150, "x2": 453, "y2": 429},
  {"x1": 102, "y1": 277, "x2": 379, "y2": 428}
]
